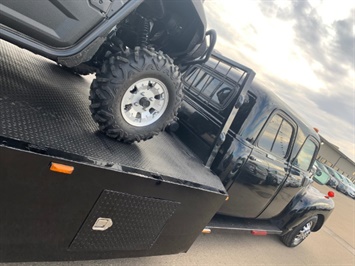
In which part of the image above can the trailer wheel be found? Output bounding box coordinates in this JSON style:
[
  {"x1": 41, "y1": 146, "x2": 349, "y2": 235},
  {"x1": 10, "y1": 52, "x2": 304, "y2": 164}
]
[
  {"x1": 89, "y1": 47, "x2": 183, "y2": 143},
  {"x1": 281, "y1": 216, "x2": 318, "y2": 247}
]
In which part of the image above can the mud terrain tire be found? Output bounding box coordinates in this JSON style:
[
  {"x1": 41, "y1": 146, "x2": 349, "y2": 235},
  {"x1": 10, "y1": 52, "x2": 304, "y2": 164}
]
[{"x1": 89, "y1": 47, "x2": 183, "y2": 143}]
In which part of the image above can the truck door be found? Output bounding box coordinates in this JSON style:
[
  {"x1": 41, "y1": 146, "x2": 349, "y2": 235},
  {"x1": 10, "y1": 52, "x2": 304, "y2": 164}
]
[
  {"x1": 257, "y1": 137, "x2": 319, "y2": 219},
  {"x1": 218, "y1": 112, "x2": 296, "y2": 218}
]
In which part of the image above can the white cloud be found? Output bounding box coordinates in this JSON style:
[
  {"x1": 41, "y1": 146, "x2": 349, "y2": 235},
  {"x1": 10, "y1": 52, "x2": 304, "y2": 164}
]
[{"x1": 204, "y1": 0, "x2": 355, "y2": 161}]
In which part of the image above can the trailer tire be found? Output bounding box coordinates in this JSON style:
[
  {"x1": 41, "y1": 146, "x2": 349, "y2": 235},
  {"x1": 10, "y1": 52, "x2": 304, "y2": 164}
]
[
  {"x1": 89, "y1": 47, "x2": 183, "y2": 143},
  {"x1": 281, "y1": 216, "x2": 318, "y2": 247}
]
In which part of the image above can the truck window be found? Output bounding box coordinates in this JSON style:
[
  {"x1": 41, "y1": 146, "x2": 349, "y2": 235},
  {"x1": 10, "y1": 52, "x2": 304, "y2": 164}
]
[
  {"x1": 201, "y1": 77, "x2": 222, "y2": 97},
  {"x1": 292, "y1": 139, "x2": 317, "y2": 171},
  {"x1": 211, "y1": 86, "x2": 232, "y2": 105},
  {"x1": 205, "y1": 57, "x2": 246, "y2": 83},
  {"x1": 184, "y1": 67, "x2": 236, "y2": 107},
  {"x1": 185, "y1": 68, "x2": 205, "y2": 92},
  {"x1": 258, "y1": 114, "x2": 293, "y2": 158}
]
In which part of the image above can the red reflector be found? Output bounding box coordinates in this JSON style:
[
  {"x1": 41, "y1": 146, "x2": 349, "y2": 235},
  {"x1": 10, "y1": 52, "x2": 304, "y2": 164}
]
[
  {"x1": 325, "y1": 191, "x2": 335, "y2": 199},
  {"x1": 251, "y1": 230, "x2": 267, "y2": 236}
]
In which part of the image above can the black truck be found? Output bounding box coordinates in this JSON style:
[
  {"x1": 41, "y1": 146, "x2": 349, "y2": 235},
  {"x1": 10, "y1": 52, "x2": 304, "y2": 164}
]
[
  {"x1": 175, "y1": 52, "x2": 335, "y2": 246},
  {"x1": 0, "y1": 39, "x2": 334, "y2": 262},
  {"x1": 0, "y1": 0, "x2": 216, "y2": 143}
]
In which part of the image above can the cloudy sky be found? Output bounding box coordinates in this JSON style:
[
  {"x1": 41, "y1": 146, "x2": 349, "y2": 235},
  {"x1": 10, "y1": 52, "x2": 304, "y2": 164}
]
[{"x1": 203, "y1": 0, "x2": 355, "y2": 162}]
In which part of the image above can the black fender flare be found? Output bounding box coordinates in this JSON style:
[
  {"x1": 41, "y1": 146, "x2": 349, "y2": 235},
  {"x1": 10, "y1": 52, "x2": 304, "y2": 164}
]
[{"x1": 273, "y1": 185, "x2": 334, "y2": 235}]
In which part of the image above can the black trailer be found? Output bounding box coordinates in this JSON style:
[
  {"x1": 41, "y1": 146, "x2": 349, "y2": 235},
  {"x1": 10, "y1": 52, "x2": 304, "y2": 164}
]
[{"x1": 0, "y1": 41, "x2": 226, "y2": 262}]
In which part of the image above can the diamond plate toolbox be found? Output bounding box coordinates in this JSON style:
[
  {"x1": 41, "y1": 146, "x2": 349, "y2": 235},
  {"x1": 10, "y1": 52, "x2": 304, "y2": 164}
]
[{"x1": 69, "y1": 190, "x2": 180, "y2": 251}]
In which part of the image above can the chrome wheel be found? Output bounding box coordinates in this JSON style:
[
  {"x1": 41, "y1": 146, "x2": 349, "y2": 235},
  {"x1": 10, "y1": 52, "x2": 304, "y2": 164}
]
[
  {"x1": 292, "y1": 221, "x2": 313, "y2": 246},
  {"x1": 281, "y1": 216, "x2": 318, "y2": 247},
  {"x1": 121, "y1": 78, "x2": 169, "y2": 127}
]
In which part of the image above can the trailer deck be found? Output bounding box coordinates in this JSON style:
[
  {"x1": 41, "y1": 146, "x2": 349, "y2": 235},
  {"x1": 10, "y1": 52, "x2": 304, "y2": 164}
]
[
  {"x1": 0, "y1": 41, "x2": 224, "y2": 192},
  {"x1": 0, "y1": 41, "x2": 226, "y2": 262}
]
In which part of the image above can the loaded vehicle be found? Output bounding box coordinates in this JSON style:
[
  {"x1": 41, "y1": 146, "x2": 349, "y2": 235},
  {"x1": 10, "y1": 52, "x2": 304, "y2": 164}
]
[
  {"x1": 0, "y1": 39, "x2": 334, "y2": 262},
  {"x1": 313, "y1": 160, "x2": 332, "y2": 185},
  {"x1": 323, "y1": 164, "x2": 340, "y2": 188},
  {"x1": 327, "y1": 175, "x2": 340, "y2": 189},
  {"x1": 325, "y1": 165, "x2": 344, "y2": 190},
  {"x1": 0, "y1": 0, "x2": 216, "y2": 143},
  {"x1": 337, "y1": 175, "x2": 355, "y2": 199}
]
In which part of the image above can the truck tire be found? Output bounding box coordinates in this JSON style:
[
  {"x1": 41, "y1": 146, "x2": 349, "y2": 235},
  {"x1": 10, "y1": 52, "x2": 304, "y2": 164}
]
[
  {"x1": 281, "y1": 216, "x2": 318, "y2": 247},
  {"x1": 89, "y1": 47, "x2": 183, "y2": 143}
]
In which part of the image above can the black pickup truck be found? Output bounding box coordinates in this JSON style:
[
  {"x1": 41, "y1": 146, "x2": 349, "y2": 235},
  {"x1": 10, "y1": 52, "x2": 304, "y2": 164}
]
[
  {"x1": 0, "y1": 41, "x2": 334, "y2": 262},
  {"x1": 175, "y1": 52, "x2": 335, "y2": 247}
]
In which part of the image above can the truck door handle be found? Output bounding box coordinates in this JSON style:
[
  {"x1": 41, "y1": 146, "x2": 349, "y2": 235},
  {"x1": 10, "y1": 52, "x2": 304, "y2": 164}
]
[{"x1": 266, "y1": 154, "x2": 276, "y2": 160}]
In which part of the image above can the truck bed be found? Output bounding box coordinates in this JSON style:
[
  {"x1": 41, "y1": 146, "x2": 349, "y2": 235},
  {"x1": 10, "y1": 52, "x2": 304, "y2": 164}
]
[
  {"x1": 0, "y1": 40, "x2": 224, "y2": 193},
  {"x1": 0, "y1": 40, "x2": 226, "y2": 262}
]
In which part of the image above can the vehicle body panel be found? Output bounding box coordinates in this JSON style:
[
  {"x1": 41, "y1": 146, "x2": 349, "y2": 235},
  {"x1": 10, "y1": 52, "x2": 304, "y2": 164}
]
[
  {"x1": 274, "y1": 185, "x2": 334, "y2": 233},
  {"x1": 192, "y1": 81, "x2": 321, "y2": 219},
  {"x1": 0, "y1": 0, "x2": 106, "y2": 47},
  {"x1": 0, "y1": 0, "x2": 208, "y2": 66},
  {"x1": 0, "y1": 0, "x2": 142, "y2": 62}
]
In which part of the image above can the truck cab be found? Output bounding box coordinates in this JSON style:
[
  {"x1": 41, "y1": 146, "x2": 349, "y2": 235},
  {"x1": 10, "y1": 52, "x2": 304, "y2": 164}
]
[{"x1": 175, "y1": 52, "x2": 334, "y2": 247}]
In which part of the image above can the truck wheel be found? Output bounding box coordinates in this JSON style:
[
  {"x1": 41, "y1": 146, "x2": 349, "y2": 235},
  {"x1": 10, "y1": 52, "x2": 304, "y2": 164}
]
[
  {"x1": 89, "y1": 47, "x2": 183, "y2": 143},
  {"x1": 281, "y1": 216, "x2": 318, "y2": 247}
]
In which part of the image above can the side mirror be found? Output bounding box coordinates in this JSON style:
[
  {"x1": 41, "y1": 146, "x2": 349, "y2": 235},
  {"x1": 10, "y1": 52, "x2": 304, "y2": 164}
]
[{"x1": 316, "y1": 169, "x2": 322, "y2": 176}]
